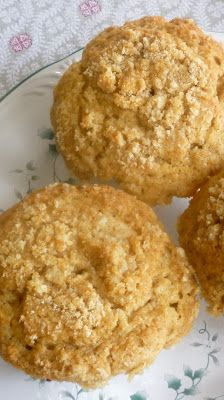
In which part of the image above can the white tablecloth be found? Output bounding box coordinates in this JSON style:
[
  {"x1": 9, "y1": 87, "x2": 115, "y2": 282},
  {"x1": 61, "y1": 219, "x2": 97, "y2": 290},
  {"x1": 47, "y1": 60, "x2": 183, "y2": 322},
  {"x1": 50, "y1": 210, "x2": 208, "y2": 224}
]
[{"x1": 0, "y1": 0, "x2": 224, "y2": 98}]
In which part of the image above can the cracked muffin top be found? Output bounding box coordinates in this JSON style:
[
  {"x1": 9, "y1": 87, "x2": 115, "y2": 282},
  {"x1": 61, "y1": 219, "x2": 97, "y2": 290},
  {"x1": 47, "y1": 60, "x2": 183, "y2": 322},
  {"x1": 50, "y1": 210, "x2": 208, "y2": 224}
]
[
  {"x1": 51, "y1": 16, "x2": 224, "y2": 205},
  {"x1": 0, "y1": 183, "x2": 198, "y2": 387}
]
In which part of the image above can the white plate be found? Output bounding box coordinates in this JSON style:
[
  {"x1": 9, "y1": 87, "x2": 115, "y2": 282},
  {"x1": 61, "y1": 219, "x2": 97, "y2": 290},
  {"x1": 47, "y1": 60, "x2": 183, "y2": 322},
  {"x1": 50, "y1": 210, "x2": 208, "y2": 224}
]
[{"x1": 1, "y1": 32, "x2": 224, "y2": 400}]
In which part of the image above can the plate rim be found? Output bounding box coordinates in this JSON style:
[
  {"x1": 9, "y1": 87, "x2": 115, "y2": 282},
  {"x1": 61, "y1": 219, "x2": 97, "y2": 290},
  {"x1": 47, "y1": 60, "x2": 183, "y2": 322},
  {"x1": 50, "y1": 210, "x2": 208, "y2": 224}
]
[{"x1": 0, "y1": 47, "x2": 83, "y2": 104}]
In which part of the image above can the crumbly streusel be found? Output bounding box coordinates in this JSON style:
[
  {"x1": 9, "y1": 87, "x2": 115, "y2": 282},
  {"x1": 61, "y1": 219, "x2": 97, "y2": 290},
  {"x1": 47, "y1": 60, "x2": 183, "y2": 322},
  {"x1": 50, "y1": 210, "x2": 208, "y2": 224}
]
[
  {"x1": 178, "y1": 171, "x2": 224, "y2": 315},
  {"x1": 0, "y1": 184, "x2": 198, "y2": 387},
  {"x1": 51, "y1": 17, "x2": 224, "y2": 205}
]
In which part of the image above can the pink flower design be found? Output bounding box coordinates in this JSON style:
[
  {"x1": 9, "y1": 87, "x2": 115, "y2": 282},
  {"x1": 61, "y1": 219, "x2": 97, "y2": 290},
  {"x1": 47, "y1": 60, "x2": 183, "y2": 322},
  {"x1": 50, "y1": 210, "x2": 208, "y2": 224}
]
[
  {"x1": 79, "y1": 0, "x2": 101, "y2": 16},
  {"x1": 10, "y1": 33, "x2": 32, "y2": 52}
]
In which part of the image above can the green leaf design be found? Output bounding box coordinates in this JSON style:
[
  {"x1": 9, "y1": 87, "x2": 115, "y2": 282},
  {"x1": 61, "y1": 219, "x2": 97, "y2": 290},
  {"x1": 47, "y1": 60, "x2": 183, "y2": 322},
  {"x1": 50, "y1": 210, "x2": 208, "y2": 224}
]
[
  {"x1": 210, "y1": 355, "x2": 219, "y2": 366},
  {"x1": 77, "y1": 388, "x2": 86, "y2": 394},
  {"x1": 166, "y1": 375, "x2": 181, "y2": 391},
  {"x1": 183, "y1": 365, "x2": 193, "y2": 379},
  {"x1": 183, "y1": 386, "x2": 199, "y2": 395},
  {"x1": 14, "y1": 189, "x2": 23, "y2": 200},
  {"x1": 59, "y1": 391, "x2": 76, "y2": 400},
  {"x1": 38, "y1": 128, "x2": 54, "y2": 140},
  {"x1": 191, "y1": 342, "x2": 203, "y2": 347},
  {"x1": 10, "y1": 169, "x2": 23, "y2": 173},
  {"x1": 31, "y1": 175, "x2": 39, "y2": 181},
  {"x1": 26, "y1": 160, "x2": 36, "y2": 171},
  {"x1": 193, "y1": 368, "x2": 206, "y2": 380},
  {"x1": 212, "y1": 333, "x2": 218, "y2": 341},
  {"x1": 49, "y1": 144, "x2": 58, "y2": 157},
  {"x1": 210, "y1": 348, "x2": 220, "y2": 355},
  {"x1": 130, "y1": 392, "x2": 147, "y2": 400}
]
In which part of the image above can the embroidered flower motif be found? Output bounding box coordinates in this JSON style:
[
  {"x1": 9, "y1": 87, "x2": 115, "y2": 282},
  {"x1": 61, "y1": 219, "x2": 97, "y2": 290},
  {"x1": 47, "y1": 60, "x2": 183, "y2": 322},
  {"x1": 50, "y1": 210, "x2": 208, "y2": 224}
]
[
  {"x1": 10, "y1": 33, "x2": 32, "y2": 52},
  {"x1": 79, "y1": 0, "x2": 101, "y2": 16}
]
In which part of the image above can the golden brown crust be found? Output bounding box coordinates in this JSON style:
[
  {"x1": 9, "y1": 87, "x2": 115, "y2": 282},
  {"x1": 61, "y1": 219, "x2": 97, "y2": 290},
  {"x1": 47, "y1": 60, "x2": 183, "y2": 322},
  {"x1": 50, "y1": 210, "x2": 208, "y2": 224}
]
[
  {"x1": 51, "y1": 17, "x2": 224, "y2": 205},
  {"x1": 178, "y1": 171, "x2": 224, "y2": 316},
  {"x1": 0, "y1": 184, "x2": 199, "y2": 387}
]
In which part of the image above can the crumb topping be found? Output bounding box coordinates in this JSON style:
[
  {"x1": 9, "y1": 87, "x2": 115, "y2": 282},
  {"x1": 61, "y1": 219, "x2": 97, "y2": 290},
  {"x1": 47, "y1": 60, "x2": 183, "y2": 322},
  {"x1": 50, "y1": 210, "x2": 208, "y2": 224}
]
[{"x1": 0, "y1": 184, "x2": 198, "y2": 387}]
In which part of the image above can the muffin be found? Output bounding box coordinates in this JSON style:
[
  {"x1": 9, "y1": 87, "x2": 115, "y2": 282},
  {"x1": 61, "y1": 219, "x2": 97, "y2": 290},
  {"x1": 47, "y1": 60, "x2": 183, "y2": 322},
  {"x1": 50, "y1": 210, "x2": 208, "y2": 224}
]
[
  {"x1": 178, "y1": 171, "x2": 224, "y2": 316},
  {"x1": 0, "y1": 183, "x2": 198, "y2": 388},
  {"x1": 51, "y1": 17, "x2": 224, "y2": 205}
]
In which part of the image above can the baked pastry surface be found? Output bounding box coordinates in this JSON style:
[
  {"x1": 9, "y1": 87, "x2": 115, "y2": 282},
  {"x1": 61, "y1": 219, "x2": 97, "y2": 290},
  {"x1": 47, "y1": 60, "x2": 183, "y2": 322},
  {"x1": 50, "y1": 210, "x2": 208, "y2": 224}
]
[
  {"x1": 179, "y1": 171, "x2": 224, "y2": 316},
  {"x1": 51, "y1": 17, "x2": 224, "y2": 205},
  {"x1": 0, "y1": 183, "x2": 198, "y2": 387}
]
